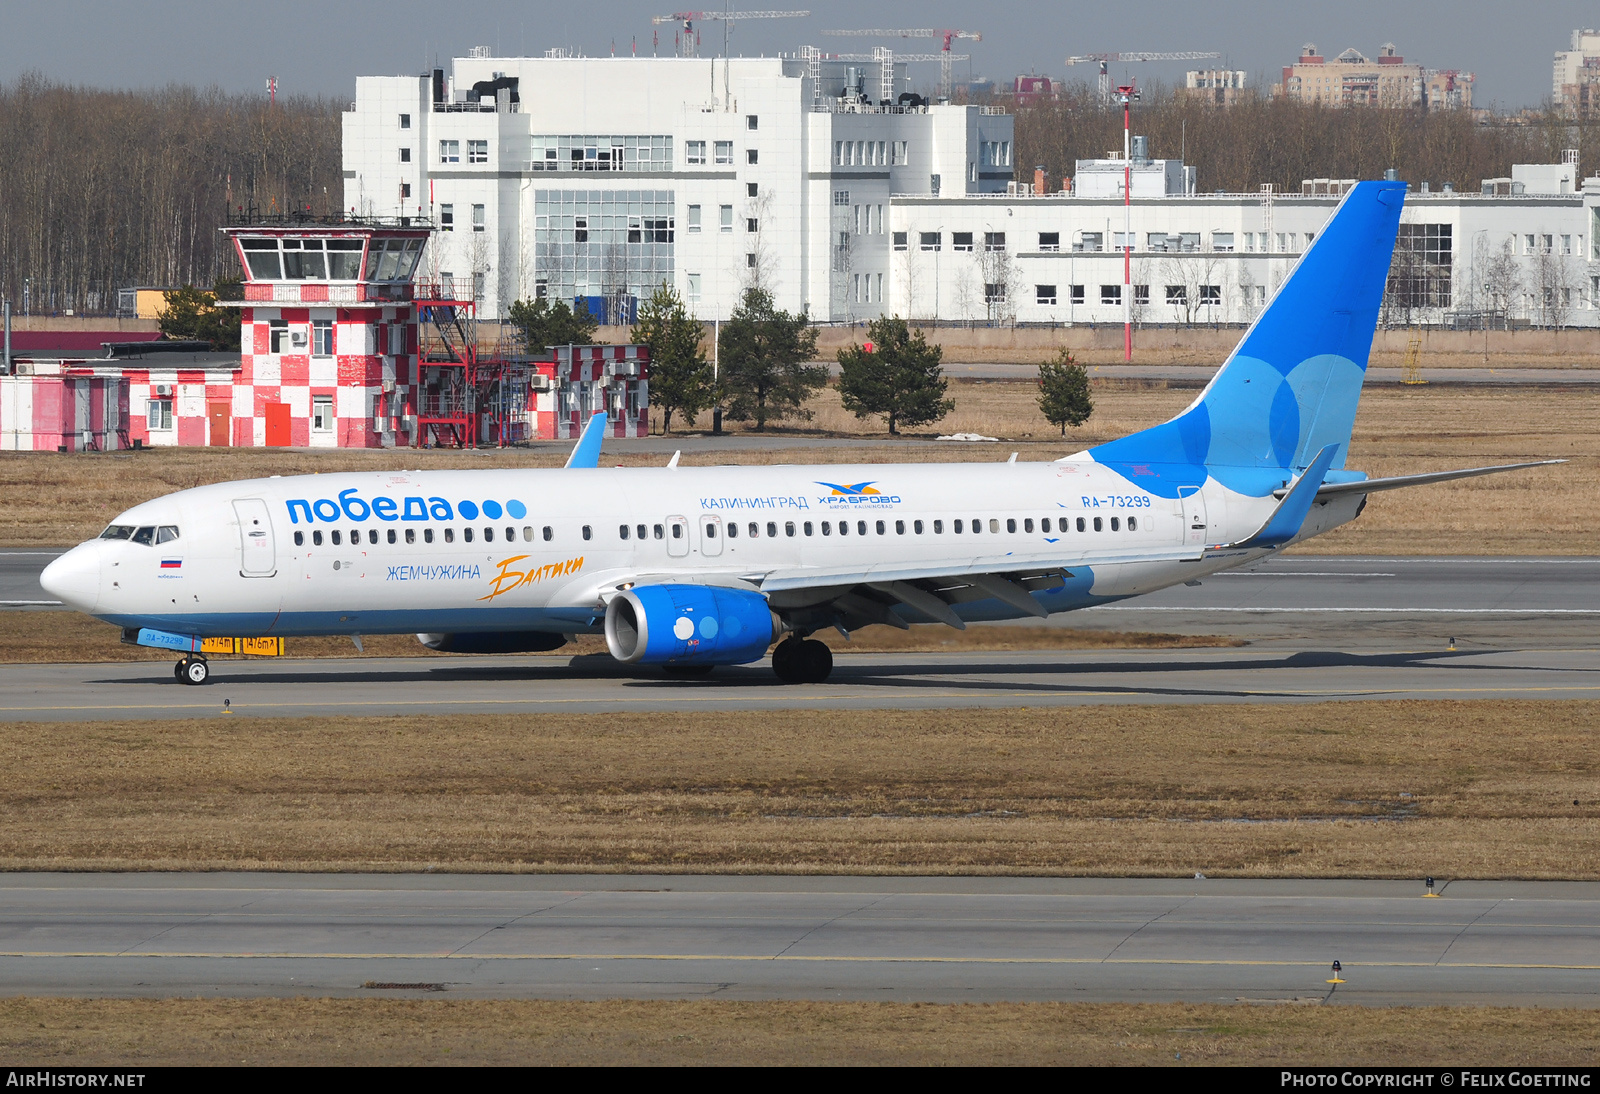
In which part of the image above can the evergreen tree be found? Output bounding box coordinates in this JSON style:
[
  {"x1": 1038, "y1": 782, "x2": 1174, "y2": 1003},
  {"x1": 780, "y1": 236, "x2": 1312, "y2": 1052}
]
[
  {"x1": 506, "y1": 296, "x2": 599, "y2": 354},
  {"x1": 1037, "y1": 348, "x2": 1094, "y2": 436},
  {"x1": 157, "y1": 281, "x2": 241, "y2": 351},
  {"x1": 630, "y1": 282, "x2": 713, "y2": 434},
  {"x1": 717, "y1": 288, "x2": 824, "y2": 431},
  {"x1": 836, "y1": 316, "x2": 954, "y2": 435}
]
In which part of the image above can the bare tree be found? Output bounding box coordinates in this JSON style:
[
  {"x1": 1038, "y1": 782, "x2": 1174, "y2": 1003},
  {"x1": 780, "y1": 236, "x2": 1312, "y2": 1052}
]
[
  {"x1": 1483, "y1": 238, "x2": 1523, "y2": 326},
  {"x1": 1534, "y1": 250, "x2": 1575, "y2": 329},
  {"x1": 976, "y1": 232, "x2": 1020, "y2": 325}
]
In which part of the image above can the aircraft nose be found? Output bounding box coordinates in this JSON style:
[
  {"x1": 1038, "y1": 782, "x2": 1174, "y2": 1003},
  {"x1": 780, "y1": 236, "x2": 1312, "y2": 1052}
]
[{"x1": 40, "y1": 543, "x2": 101, "y2": 613}]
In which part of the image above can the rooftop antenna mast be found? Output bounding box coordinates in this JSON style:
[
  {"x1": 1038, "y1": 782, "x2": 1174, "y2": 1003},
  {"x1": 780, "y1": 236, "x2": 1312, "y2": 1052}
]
[{"x1": 821, "y1": 27, "x2": 982, "y2": 99}]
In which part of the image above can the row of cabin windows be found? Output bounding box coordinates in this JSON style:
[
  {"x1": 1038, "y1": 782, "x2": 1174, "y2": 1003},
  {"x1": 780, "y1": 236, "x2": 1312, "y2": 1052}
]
[
  {"x1": 628, "y1": 515, "x2": 1137, "y2": 540},
  {"x1": 290, "y1": 512, "x2": 1143, "y2": 550},
  {"x1": 294, "y1": 524, "x2": 569, "y2": 547}
]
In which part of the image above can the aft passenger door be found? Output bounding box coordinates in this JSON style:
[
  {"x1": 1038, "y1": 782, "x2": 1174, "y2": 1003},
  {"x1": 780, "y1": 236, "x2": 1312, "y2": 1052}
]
[
  {"x1": 666, "y1": 515, "x2": 690, "y2": 558},
  {"x1": 1178, "y1": 485, "x2": 1208, "y2": 548},
  {"x1": 233, "y1": 498, "x2": 277, "y2": 577}
]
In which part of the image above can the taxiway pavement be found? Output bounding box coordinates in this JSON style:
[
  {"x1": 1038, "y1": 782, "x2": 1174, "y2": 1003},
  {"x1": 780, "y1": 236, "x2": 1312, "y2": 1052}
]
[
  {"x1": 0, "y1": 874, "x2": 1593, "y2": 1005},
  {"x1": 2, "y1": 555, "x2": 1598, "y2": 720}
]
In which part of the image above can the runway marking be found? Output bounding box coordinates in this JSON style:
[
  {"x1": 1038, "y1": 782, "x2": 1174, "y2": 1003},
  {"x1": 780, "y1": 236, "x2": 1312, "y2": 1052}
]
[{"x1": 1, "y1": 951, "x2": 1597, "y2": 970}]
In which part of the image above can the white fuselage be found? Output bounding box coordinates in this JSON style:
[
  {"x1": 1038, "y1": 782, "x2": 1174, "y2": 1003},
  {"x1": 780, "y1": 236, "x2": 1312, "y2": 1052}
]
[{"x1": 42, "y1": 459, "x2": 1365, "y2": 638}]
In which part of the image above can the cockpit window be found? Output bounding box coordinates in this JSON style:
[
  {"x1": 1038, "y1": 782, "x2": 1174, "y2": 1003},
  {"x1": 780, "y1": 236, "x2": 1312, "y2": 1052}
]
[
  {"x1": 131, "y1": 527, "x2": 156, "y2": 546},
  {"x1": 99, "y1": 525, "x2": 135, "y2": 541},
  {"x1": 155, "y1": 526, "x2": 180, "y2": 544}
]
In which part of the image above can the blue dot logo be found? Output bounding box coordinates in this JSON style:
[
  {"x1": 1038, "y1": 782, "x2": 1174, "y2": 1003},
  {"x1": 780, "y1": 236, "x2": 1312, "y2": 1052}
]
[
  {"x1": 699, "y1": 617, "x2": 719, "y2": 639},
  {"x1": 506, "y1": 500, "x2": 527, "y2": 519},
  {"x1": 458, "y1": 500, "x2": 479, "y2": 520},
  {"x1": 482, "y1": 500, "x2": 503, "y2": 520}
]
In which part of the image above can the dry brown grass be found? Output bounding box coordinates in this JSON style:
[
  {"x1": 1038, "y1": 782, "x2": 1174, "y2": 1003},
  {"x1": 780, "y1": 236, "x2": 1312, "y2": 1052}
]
[
  {"x1": 2, "y1": 380, "x2": 1589, "y2": 553},
  {"x1": 1, "y1": 702, "x2": 1594, "y2": 876},
  {"x1": 4, "y1": 997, "x2": 1597, "y2": 1066},
  {"x1": 0, "y1": 610, "x2": 1235, "y2": 663}
]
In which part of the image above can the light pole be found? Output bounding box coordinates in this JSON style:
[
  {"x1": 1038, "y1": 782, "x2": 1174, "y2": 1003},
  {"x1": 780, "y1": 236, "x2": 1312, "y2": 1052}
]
[{"x1": 1116, "y1": 83, "x2": 1139, "y2": 362}]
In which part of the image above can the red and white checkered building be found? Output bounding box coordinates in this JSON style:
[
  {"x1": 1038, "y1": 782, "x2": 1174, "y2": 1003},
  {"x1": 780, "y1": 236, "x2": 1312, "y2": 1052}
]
[
  {"x1": 222, "y1": 222, "x2": 431, "y2": 448},
  {"x1": 534, "y1": 344, "x2": 650, "y2": 440}
]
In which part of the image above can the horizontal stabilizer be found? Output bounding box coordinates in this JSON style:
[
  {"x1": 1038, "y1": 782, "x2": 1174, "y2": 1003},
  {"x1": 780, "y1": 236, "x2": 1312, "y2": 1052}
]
[
  {"x1": 564, "y1": 412, "x2": 609, "y2": 469},
  {"x1": 1230, "y1": 444, "x2": 1338, "y2": 550},
  {"x1": 1310, "y1": 460, "x2": 1565, "y2": 498}
]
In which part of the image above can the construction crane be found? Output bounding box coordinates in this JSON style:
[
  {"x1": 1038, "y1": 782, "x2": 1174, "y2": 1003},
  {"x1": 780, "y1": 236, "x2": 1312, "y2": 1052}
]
[
  {"x1": 1064, "y1": 51, "x2": 1221, "y2": 105},
  {"x1": 652, "y1": 9, "x2": 809, "y2": 58},
  {"x1": 818, "y1": 48, "x2": 971, "y2": 104},
  {"x1": 822, "y1": 28, "x2": 982, "y2": 99}
]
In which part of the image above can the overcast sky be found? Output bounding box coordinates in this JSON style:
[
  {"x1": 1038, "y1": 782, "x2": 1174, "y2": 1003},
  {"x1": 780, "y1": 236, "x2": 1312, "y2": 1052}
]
[{"x1": 4, "y1": 1, "x2": 1594, "y2": 109}]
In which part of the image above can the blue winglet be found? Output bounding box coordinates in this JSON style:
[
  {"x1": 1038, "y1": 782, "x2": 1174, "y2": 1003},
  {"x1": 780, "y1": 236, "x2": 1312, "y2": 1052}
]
[
  {"x1": 564, "y1": 412, "x2": 608, "y2": 469},
  {"x1": 1234, "y1": 444, "x2": 1340, "y2": 549}
]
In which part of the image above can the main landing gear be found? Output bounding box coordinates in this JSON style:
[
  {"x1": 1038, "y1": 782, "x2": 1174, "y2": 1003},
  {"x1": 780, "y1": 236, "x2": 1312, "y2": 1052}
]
[
  {"x1": 771, "y1": 636, "x2": 833, "y2": 684},
  {"x1": 174, "y1": 656, "x2": 209, "y2": 685}
]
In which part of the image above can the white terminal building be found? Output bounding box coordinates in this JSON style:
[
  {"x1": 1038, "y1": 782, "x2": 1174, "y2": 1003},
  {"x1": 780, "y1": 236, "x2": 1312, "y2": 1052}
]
[{"x1": 344, "y1": 51, "x2": 1600, "y2": 330}]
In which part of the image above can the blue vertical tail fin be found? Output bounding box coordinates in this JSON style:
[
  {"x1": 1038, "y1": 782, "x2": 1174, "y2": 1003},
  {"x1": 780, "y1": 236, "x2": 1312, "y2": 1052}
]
[{"x1": 1090, "y1": 180, "x2": 1406, "y2": 491}]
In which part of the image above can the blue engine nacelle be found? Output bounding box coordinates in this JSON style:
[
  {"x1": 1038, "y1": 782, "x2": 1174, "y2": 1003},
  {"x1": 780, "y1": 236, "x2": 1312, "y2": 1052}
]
[{"x1": 604, "y1": 584, "x2": 777, "y2": 666}]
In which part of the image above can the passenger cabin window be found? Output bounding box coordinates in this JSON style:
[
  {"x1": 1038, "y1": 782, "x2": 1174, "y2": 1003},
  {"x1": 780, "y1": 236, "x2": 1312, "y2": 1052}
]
[
  {"x1": 542, "y1": 526, "x2": 553, "y2": 541},
  {"x1": 1077, "y1": 517, "x2": 1086, "y2": 532},
  {"x1": 313, "y1": 531, "x2": 324, "y2": 546},
  {"x1": 294, "y1": 531, "x2": 304, "y2": 546}
]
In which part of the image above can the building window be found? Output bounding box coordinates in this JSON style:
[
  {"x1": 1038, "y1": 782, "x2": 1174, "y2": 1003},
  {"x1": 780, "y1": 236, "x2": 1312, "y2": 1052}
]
[
  {"x1": 714, "y1": 140, "x2": 732, "y2": 164},
  {"x1": 687, "y1": 273, "x2": 701, "y2": 303},
  {"x1": 467, "y1": 139, "x2": 488, "y2": 164},
  {"x1": 747, "y1": 114, "x2": 758, "y2": 130},
  {"x1": 1038, "y1": 232, "x2": 1060, "y2": 252},
  {"x1": 1036, "y1": 285, "x2": 1058, "y2": 306},
  {"x1": 687, "y1": 204, "x2": 701, "y2": 231},
  {"x1": 1070, "y1": 285, "x2": 1085, "y2": 304},
  {"x1": 440, "y1": 204, "x2": 454, "y2": 231},
  {"x1": 892, "y1": 231, "x2": 907, "y2": 251},
  {"x1": 985, "y1": 232, "x2": 1006, "y2": 252},
  {"x1": 575, "y1": 216, "x2": 588, "y2": 243},
  {"x1": 746, "y1": 252, "x2": 757, "y2": 268},
  {"x1": 269, "y1": 319, "x2": 287, "y2": 352},
  {"x1": 686, "y1": 140, "x2": 706, "y2": 165},
  {"x1": 472, "y1": 204, "x2": 485, "y2": 232},
  {"x1": 951, "y1": 232, "x2": 974, "y2": 252},
  {"x1": 985, "y1": 283, "x2": 1006, "y2": 304},
  {"x1": 439, "y1": 140, "x2": 460, "y2": 163},
  {"x1": 1101, "y1": 284, "x2": 1121, "y2": 305},
  {"x1": 747, "y1": 182, "x2": 758, "y2": 197},
  {"x1": 892, "y1": 140, "x2": 907, "y2": 165},
  {"x1": 720, "y1": 205, "x2": 733, "y2": 232},
  {"x1": 1076, "y1": 231, "x2": 1103, "y2": 253},
  {"x1": 1166, "y1": 285, "x2": 1187, "y2": 305},
  {"x1": 399, "y1": 113, "x2": 411, "y2": 129},
  {"x1": 930, "y1": 173, "x2": 940, "y2": 196},
  {"x1": 473, "y1": 272, "x2": 485, "y2": 301},
  {"x1": 1563, "y1": 234, "x2": 1574, "y2": 255},
  {"x1": 746, "y1": 217, "x2": 758, "y2": 233},
  {"x1": 1134, "y1": 284, "x2": 1149, "y2": 305},
  {"x1": 535, "y1": 278, "x2": 548, "y2": 300},
  {"x1": 399, "y1": 147, "x2": 411, "y2": 162},
  {"x1": 1212, "y1": 231, "x2": 1235, "y2": 252},
  {"x1": 746, "y1": 148, "x2": 758, "y2": 164},
  {"x1": 147, "y1": 398, "x2": 173, "y2": 431},
  {"x1": 312, "y1": 396, "x2": 334, "y2": 432},
  {"x1": 311, "y1": 319, "x2": 333, "y2": 356},
  {"x1": 919, "y1": 231, "x2": 941, "y2": 252},
  {"x1": 1199, "y1": 285, "x2": 1222, "y2": 305},
  {"x1": 400, "y1": 183, "x2": 411, "y2": 198},
  {"x1": 834, "y1": 189, "x2": 850, "y2": 206}
]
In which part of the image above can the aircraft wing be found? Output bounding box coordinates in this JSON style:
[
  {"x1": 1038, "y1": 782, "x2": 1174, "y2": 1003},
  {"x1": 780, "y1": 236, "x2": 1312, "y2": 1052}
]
[
  {"x1": 1306, "y1": 460, "x2": 1565, "y2": 498},
  {"x1": 750, "y1": 544, "x2": 1205, "y2": 631}
]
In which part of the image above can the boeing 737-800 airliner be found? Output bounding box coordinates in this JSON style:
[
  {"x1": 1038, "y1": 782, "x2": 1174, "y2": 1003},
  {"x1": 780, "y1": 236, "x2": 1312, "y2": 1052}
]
[{"x1": 40, "y1": 181, "x2": 1557, "y2": 684}]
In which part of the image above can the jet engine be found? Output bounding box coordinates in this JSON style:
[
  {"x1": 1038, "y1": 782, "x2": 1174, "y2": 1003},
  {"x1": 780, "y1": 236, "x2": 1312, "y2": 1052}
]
[{"x1": 604, "y1": 584, "x2": 778, "y2": 666}]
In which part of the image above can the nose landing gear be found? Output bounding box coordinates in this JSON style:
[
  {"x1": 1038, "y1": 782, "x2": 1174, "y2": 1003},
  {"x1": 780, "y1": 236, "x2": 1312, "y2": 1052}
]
[
  {"x1": 771, "y1": 636, "x2": 833, "y2": 684},
  {"x1": 174, "y1": 656, "x2": 210, "y2": 685}
]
